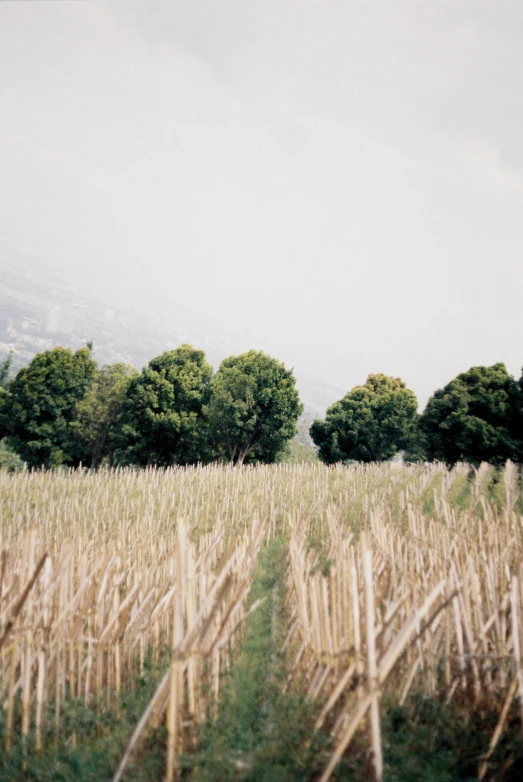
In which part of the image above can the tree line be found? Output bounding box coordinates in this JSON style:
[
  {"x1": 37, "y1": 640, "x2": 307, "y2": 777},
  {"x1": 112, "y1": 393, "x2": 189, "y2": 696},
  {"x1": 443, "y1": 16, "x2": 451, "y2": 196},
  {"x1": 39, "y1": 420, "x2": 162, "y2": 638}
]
[
  {"x1": 0, "y1": 345, "x2": 302, "y2": 468},
  {"x1": 311, "y1": 365, "x2": 523, "y2": 467},
  {"x1": 0, "y1": 346, "x2": 522, "y2": 469}
]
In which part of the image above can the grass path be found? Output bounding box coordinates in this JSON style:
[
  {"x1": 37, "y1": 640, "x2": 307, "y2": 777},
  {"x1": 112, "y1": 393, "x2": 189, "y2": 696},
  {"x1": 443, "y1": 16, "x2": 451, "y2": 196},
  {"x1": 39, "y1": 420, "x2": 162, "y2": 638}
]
[
  {"x1": 185, "y1": 539, "x2": 324, "y2": 782},
  {"x1": 4, "y1": 532, "x2": 522, "y2": 780}
]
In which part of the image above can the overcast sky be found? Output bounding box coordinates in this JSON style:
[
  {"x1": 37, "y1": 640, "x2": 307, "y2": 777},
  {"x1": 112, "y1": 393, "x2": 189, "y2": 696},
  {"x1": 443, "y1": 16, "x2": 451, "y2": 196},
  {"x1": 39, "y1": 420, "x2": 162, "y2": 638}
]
[{"x1": 1, "y1": 0, "x2": 522, "y2": 405}]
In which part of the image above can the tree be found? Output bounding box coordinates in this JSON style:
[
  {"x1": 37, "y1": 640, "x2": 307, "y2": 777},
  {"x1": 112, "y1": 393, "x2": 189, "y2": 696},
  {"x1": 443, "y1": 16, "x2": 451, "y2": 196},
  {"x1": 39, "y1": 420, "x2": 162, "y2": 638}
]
[
  {"x1": 0, "y1": 354, "x2": 13, "y2": 440},
  {"x1": 420, "y1": 363, "x2": 521, "y2": 467},
  {"x1": 71, "y1": 363, "x2": 138, "y2": 468},
  {"x1": 310, "y1": 374, "x2": 418, "y2": 464},
  {"x1": 0, "y1": 439, "x2": 25, "y2": 473},
  {"x1": 0, "y1": 353, "x2": 12, "y2": 389},
  {"x1": 205, "y1": 350, "x2": 303, "y2": 465},
  {"x1": 1, "y1": 346, "x2": 97, "y2": 468},
  {"x1": 121, "y1": 345, "x2": 212, "y2": 467},
  {"x1": 516, "y1": 368, "x2": 523, "y2": 455}
]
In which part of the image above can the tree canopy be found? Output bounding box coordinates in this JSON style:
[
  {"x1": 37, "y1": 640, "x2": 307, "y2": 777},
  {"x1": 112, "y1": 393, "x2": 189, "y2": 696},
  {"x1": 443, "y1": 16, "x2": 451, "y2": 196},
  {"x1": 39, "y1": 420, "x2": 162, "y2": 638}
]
[
  {"x1": 205, "y1": 350, "x2": 303, "y2": 465},
  {"x1": 121, "y1": 345, "x2": 212, "y2": 467},
  {"x1": 3, "y1": 340, "x2": 523, "y2": 471},
  {"x1": 420, "y1": 363, "x2": 521, "y2": 467},
  {"x1": 71, "y1": 363, "x2": 138, "y2": 468},
  {"x1": 310, "y1": 374, "x2": 418, "y2": 464},
  {"x1": 0, "y1": 354, "x2": 12, "y2": 389},
  {"x1": 0, "y1": 354, "x2": 13, "y2": 441},
  {"x1": 0, "y1": 346, "x2": 96, "y2": 468}
]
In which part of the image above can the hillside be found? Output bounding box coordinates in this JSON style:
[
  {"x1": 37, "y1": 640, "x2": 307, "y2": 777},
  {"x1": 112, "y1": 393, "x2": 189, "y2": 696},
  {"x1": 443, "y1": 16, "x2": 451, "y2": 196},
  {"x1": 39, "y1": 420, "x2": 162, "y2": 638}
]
[{"x1": 0, "y1": 246, "x2": 343, "y2": 418}]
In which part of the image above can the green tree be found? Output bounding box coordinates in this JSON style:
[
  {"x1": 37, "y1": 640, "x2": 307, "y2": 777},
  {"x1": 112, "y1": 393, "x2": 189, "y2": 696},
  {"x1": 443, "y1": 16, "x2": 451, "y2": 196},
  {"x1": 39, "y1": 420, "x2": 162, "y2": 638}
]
[
  {"x1": 420, "y1": 363, "x2": 521, "y2": 467},
  {"x1": 121, "y1": 345, "x2": 212, "y2": 467},
  {"x1": 205, "y1": 350, "x2": 303, "y2": 465},
  {"x1": 0, "y1": 439, "x2": 25, "y2": 472},
  {"x1": 0, "y1": 353, "x2": 12, "y2": 389},
  {"x1": 310, "y1": 374, "x2": 418, "y2": 464},
  {"x1": 71, "y1": 363, "x2": 138, "y2": 468},
  {"x1": 402, "y1": 427, "x2": 429, "y2": 464},
  {"x1": 517, "y1": 370, "x2": 523, "y2": 456},
  {"x1": 1, "y1": 346, "x2": 97, "y2": 468},
  {"x1": 0, "y1": 354, "x2": 13, "y2": 440}
]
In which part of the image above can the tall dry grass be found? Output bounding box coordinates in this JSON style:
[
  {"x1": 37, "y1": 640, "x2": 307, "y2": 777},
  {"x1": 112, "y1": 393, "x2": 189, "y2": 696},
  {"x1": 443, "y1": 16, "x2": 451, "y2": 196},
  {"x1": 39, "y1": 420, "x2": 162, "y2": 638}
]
[{"x1": 0, "y1": 461, "x2": 521, "y2": 780}]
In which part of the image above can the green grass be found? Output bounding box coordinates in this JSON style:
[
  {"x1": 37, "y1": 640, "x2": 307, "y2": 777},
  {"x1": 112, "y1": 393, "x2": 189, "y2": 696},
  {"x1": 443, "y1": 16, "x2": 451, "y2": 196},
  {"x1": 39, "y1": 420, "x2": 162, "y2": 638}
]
[
  {"x1": 0, "y1": 663, "x2": 168, "y2": 782},
  {"x1": 447, "y1": 472, "x2": 472, "y2": 512},
  {"x1": 421, "y1": 471, "x2": 443, "y2": 516},
  {"x1": 185, "y1": 539, "x2": 326, "y2": 781},
  {"x1": 333, "y1": 694, "x2": 523, "y2": 782}
]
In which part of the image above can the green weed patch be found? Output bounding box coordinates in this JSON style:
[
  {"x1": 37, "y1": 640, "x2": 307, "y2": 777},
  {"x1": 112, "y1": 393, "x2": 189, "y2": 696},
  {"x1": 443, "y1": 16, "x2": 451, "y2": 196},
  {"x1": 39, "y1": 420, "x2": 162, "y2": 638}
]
[
  {"x1": 0, "y1": 664, "x2": 168, "y2": 782},
  {"x1": 186, "y1": 539, "x2": 325, "y2": 781}
]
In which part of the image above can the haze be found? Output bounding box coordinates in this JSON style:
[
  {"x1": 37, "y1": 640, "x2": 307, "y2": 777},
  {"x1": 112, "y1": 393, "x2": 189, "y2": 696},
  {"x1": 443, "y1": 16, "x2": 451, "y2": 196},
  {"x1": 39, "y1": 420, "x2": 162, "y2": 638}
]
[{"x1": 1, "y1": 0, "x2": 522, "y2": 406}]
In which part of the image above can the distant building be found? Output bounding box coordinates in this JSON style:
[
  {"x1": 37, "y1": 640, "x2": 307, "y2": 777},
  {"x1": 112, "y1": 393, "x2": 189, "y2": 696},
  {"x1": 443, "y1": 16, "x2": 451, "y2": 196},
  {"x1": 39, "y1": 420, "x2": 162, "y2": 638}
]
[
  {"x1": 45, "y1": 307, "x2": 75, "y2": 335},
  {"x1": 21, "y1": 317, "x2": 41, "y2": 331}
]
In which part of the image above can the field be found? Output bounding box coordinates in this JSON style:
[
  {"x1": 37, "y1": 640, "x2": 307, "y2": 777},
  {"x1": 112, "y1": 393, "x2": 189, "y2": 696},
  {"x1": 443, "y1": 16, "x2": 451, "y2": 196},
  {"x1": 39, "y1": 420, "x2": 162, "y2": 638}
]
[{"x1": 1, "y1": 462, "x2": 523, "y2": 781}]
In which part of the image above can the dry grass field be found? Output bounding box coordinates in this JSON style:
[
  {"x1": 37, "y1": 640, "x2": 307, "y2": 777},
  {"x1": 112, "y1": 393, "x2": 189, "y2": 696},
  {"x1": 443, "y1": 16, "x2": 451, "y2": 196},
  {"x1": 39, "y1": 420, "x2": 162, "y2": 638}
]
[{"x1": 1, "y1": 462, "x2": 522, "y2": 780}]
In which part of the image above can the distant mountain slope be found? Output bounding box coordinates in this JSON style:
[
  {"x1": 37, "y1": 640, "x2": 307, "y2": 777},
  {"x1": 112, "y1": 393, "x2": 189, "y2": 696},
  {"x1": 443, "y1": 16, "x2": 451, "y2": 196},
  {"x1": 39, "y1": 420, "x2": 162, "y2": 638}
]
[
  {"x1": 0, "y1": 246, "x2": 344, "y2": 417},
  {"x1": 0, "y1": 246, "x2": 231, "y2": 372}
]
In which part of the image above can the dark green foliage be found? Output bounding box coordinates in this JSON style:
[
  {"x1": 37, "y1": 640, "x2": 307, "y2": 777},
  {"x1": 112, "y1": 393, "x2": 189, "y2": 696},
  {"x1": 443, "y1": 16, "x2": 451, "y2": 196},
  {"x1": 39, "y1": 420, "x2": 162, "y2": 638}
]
[
  {"x1": 333, "y1": 694, "x2": 523, "y2": 781},
  {"x1": 311, "y1": 374, "x2": 418, "y2": 464},
  {"x1": 205, "y1": 351, "x2": 303, "y2": 465},
  {"x1": 121, "y1": 345, "x2": 212, "y2": 467},
  {"x1": 0, "y1": 346, "x2": 97, "y2": 468},
  {"x1": 379, "y1": 696, "x2": 482, "y2": 782},
  {"x1": 188, "y1": 540, "x2": 325, "y2": 781},
  {"x1": 0, "y1": 353, "x2": 12, "y2": 389},
  {"x1": 403, "y1": 428, "x2": 430, "y2": 464},
  {"x1": 0, "y1": 663, "x2": 168, "y2": 782},
  {"x1": 0, "y1": 391, "x2": 9, "y2": 442},
  {"x1": 0, "y1": 354, "x2": 14, "y2": 440},
  {"x1": 4, "y1": 340, "x2": 523, "y2": 471},
  {"x1": 420, "y1": 364, "x2": 521, "y2": 467},
  {"x1": 0, "y1": 439, "x2": 25, "y2": 472},
  {"x1": 71, "y1": 363, "x2": 138, "y2": 467},
  {"x1": 518, "y1": 371, "x2": 523, "y2": 444}
]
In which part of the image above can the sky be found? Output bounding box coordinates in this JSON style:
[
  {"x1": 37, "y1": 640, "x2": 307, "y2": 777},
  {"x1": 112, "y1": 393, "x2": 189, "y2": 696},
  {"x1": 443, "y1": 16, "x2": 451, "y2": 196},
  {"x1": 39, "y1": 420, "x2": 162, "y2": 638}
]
[{"x1": 1, "y1": 0, "x2": 522, "y2": 406}]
